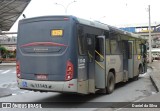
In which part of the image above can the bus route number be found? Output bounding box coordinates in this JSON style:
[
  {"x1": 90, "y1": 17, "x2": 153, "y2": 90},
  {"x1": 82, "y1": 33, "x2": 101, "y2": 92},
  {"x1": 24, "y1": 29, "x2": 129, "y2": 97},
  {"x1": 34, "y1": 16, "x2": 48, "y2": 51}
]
[{"x1": 51, "y1": 29, "x2": 63, "y2": 36}]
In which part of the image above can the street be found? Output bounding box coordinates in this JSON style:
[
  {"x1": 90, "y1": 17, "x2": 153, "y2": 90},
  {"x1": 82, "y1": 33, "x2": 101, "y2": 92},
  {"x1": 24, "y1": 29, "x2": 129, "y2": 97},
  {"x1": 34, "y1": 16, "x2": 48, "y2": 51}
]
[
  {"x1": 0, "y1": 65, "x2": 30, "y2": 96},
  {"x1": 0, "y1": 65, "x2": 157, "y2": 111}
]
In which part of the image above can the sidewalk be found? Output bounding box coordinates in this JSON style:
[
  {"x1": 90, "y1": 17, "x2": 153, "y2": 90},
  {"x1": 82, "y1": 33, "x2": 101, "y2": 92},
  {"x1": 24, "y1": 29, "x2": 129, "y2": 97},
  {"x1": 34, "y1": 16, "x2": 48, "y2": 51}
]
[
  {"x1": 110, "y1": 61, "x2": 160, "y2": 111},
  {"x1": 148, "y1": 61, "x2": 160, "y2": 92}
]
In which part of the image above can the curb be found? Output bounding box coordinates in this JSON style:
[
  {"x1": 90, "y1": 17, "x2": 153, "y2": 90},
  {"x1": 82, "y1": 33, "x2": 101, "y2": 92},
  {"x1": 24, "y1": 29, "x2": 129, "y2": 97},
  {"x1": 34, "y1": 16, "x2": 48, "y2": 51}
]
[
  {"x1": 148, "y1": 65, "x2": 160, "y2": 92},
  {"x1": 150, "y1": 76, "x2": 159, "y2": 92}
]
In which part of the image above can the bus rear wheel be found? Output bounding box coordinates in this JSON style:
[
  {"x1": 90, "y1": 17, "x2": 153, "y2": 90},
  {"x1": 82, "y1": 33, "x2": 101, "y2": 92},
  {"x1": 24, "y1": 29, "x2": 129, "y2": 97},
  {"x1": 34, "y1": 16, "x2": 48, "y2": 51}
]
[{"x1": 106, "y1": 72, "x2": 115, "y2": 94}]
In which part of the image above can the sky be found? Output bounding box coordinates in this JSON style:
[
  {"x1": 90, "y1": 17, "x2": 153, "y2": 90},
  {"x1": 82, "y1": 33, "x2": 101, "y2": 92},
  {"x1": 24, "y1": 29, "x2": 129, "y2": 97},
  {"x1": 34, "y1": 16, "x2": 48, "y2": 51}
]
[{"x1": 10, "y1": 0, "x2": 160, "y2": 32}]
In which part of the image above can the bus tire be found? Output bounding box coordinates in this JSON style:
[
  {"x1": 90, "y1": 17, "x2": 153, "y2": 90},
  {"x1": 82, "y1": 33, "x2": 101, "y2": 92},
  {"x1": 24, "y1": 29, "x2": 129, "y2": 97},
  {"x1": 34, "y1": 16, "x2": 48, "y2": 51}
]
[{"x1": 106, "y1": 72, "x2": 115, "y2": 94}]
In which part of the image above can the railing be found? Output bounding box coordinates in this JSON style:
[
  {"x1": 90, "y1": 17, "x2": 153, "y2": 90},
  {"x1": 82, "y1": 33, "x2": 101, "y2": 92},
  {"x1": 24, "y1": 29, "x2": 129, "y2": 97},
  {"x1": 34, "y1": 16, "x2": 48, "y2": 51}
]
[
  {"x1": 0, "y1": 40, "x2": 16, "y2": 45},
  {"x1": 88, "y1": 50, "x2": 105, "y2": 70}
]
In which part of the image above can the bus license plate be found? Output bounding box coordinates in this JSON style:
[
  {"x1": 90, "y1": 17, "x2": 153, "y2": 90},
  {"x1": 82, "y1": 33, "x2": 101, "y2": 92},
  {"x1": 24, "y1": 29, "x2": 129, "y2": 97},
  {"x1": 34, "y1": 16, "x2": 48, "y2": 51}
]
[{"x1": 36, "y1": 74, "x2": 48, "y2": 80}]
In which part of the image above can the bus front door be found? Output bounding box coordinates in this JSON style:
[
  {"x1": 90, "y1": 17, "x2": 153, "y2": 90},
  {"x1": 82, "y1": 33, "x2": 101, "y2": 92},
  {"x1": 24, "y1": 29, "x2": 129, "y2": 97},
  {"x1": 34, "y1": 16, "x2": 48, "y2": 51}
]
[
  {"x1": 122, "y1": 41, "x2": 129, "y2": 81},
  {"x1": 86, "y1": 35, "x2": 106, "y2": 93},
  {"x1": 128, "y1": 41, "x2": 134, "y2": 78},
  {"x1": 95, "y1": 36, "x2": 106, "y2": 89},
  {"x1": 86, "y1": 35, "x2": 96, "y2": 93}
]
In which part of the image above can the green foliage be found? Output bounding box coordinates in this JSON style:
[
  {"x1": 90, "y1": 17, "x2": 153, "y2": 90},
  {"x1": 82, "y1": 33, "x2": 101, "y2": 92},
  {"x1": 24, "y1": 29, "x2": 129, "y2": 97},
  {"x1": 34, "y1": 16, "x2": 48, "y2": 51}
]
[
  {"x1": 0, "y1": 46, "x2": 8, "y2": 58},
  {"x1": 0, "y1": 46, "x2": 7, "y2": 53},
  {"x1": 0, "y1": 46, "x2": 16, "y2": 58}
]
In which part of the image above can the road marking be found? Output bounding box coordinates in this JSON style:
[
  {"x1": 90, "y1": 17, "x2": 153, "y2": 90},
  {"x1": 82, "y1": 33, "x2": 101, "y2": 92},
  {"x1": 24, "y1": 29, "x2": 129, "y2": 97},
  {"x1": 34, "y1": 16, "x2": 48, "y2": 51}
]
[
  {"x1": 1, "y1": 70, "x2": 10, "y2": 74},
  {"x1": 0, "y1": 70, "x2": 4, "y2": 74}
]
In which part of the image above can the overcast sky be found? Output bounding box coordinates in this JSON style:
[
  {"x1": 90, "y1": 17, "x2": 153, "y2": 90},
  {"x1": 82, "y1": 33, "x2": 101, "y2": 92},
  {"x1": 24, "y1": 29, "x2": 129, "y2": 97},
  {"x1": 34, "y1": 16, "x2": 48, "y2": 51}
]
[{"x1": 10, "y1": 0, "x2": 160, "y2": 32}]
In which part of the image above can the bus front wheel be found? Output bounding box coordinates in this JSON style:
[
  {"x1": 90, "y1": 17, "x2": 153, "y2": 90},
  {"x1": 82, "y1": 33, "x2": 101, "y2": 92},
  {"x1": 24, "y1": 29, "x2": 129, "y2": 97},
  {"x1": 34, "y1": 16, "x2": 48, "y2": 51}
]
[{"x1": 106, "y1": 72, "x2": 115, "y2": 94}]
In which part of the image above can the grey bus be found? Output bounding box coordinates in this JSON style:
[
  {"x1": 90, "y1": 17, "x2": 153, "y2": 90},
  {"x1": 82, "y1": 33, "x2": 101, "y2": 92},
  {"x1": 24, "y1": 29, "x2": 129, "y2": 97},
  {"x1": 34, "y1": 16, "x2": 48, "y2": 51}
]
[{"x1": 16, "y1": 16, "x2": 147, "y2": 94}]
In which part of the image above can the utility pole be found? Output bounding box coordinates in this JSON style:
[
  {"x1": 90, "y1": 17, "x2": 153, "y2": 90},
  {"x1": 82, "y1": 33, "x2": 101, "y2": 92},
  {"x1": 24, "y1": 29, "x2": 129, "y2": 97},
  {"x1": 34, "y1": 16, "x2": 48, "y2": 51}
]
[{"x1": 148, "y1": 5, "x2": 152, "y2": 63}]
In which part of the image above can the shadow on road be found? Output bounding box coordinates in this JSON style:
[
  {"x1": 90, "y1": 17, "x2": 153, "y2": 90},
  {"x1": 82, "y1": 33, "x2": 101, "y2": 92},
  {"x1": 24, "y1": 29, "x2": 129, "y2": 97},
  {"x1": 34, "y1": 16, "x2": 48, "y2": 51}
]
[
  {"x1": 114, "y1": 77, "x2": 142, "y2": 90},
  {"x1": 33, "y1": 77, "x2": 141, "y2": 103},
  {"x1": 34, "y1": 92, "x2": 103, "y2": 102}
]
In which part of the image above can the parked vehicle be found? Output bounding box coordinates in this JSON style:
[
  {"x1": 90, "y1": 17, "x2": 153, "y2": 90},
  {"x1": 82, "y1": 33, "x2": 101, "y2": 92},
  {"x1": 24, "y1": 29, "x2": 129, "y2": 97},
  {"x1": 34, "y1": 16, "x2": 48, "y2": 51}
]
[{"x1": 147, "y1": 48, "x2": 160, "y2": 61}]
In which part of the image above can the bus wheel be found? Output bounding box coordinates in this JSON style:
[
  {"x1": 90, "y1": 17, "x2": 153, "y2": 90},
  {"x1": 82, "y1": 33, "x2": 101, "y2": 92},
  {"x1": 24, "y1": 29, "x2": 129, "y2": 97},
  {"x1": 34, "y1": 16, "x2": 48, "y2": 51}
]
[{"x1": 106, "y1": 72, "x2": 115, "y2": 94}]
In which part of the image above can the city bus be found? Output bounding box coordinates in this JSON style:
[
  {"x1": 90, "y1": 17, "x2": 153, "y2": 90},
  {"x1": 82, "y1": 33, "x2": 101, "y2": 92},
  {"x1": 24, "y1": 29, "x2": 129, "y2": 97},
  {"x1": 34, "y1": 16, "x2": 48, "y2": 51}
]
[{"x1": 16, "y1": 15, "x2": 147, "y2": 94}]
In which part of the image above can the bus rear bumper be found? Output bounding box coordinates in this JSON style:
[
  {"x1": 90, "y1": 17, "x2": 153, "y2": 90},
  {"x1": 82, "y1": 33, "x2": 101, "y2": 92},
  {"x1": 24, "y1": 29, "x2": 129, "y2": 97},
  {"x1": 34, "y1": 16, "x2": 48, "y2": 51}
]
[{"x1": 17, "y1": 79, "x2": 78, "y2": 93}]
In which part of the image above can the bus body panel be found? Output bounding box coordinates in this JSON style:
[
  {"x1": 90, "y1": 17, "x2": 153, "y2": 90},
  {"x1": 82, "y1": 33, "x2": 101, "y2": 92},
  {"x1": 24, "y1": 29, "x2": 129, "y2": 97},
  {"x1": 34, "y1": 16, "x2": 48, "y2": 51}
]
[
  {"x1": 134, "y1": 55, "x2": 140, "y2": 76},
  {"x1": 18, "y1": 78, "x2": 77, "y2": 92},
  {"x1": 106, "y1": 55, "x2": 123, "y2": 84}
]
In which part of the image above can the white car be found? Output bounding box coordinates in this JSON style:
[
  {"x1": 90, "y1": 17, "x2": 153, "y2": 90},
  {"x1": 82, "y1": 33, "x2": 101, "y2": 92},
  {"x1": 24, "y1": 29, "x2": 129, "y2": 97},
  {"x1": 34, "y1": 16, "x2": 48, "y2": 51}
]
[{"x1": 152, "y1": 53, "x2": 160, "y2": 60}]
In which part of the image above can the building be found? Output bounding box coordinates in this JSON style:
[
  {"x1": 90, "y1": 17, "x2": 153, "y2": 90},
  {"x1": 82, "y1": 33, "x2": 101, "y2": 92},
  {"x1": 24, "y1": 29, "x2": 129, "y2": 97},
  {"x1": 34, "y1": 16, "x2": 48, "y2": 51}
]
[
  {"x1": 0, "y1": 35, "x2": 16, "y2": 51},
  {"x1": 119, "y1": 22, "x2": 160, "y2": 48},
  {"x1": 0, "y1": 0, "x2": 31, "y2": 59},
  {"x1": 0, "y1": 35, "x2": 16, "y2": 58}
]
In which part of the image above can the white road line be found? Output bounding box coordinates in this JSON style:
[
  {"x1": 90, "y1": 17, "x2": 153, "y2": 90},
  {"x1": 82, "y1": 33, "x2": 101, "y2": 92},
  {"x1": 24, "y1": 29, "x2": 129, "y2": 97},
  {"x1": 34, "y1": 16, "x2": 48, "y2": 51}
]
[{"x1": 1, "y1": 70, "x2": 10, "y2": 74}]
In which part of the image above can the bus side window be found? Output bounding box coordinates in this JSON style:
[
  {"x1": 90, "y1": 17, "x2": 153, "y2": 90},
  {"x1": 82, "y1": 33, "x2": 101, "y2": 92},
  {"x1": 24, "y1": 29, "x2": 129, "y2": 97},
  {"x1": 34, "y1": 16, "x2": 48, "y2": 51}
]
[
  {"x1": 110, "y1": 40, "x2": 119, "y2": 54},
  {"x1": 141, "y1": 44, "x2": 147, "y2": 58},
  {"x1": 128, "y1": 42, "x2": 132, "y2": 59},
  {"x1": 106, "y1": 39, "x2": 110, "y2": 55},
  {"x1": 86, "y1": 34, "x2": 94, "y2": 62},
  {"x1": 95, "y1": 38, "x2": 104, "y2": 62},
  {"x1": 136, "y1": 41, "x2": 141, "y2": 55},
  {"x1": 140, "y1": 44, "x2": 143, "y2": 56},
  {"x1": 78, "y1": 27, "x2": 86, "y2": 55}
]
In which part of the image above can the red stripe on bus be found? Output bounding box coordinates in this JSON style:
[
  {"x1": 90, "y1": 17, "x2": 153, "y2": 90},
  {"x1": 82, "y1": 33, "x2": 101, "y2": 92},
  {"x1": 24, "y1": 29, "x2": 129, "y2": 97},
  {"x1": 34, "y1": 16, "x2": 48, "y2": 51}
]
[{"x1": 20, "y1": 42, "x2": 67, "y2": 47}]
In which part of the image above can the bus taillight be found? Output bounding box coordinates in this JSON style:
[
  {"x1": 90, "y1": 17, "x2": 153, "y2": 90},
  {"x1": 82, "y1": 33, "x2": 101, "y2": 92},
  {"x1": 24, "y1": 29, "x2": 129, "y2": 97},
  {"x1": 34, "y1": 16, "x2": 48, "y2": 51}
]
[
  {"x1": 16, "y1": 61, "x2": 21, "y2": 78},
  {"x1": 65, "y1": 60, "x2": 74, "y2": 81}
]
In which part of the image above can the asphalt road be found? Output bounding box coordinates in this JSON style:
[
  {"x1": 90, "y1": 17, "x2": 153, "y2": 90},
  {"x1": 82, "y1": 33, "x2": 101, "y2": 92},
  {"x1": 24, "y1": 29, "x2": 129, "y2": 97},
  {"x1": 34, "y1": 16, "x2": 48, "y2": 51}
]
[
  {"x1": 0, "y1": 66, "x2": 157, "y2": 111},
  {"x1": 0, "y1": 65, "x2": 30, "y2": 96}
]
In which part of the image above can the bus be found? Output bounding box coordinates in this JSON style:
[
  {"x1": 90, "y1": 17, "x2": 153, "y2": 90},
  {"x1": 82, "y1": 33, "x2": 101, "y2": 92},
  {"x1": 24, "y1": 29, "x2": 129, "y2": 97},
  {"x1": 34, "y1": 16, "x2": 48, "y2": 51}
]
[{"x1": 16, "y1": 15, "x2": 147, "y2": 94}]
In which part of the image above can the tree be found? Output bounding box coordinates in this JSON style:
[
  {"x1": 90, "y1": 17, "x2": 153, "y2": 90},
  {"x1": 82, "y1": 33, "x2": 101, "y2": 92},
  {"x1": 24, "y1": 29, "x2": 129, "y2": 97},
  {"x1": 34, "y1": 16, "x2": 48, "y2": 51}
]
[{"x1": 0, "y1": 46, "x2": 8, "y2": 58}]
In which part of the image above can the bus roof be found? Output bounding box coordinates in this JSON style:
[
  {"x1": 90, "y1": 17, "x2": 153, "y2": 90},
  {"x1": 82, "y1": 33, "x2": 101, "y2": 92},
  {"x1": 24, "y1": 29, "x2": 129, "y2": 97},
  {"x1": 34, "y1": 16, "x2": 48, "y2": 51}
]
[
  {"x1": 19, "y1": 15, "x2": 144, "y2": 40},
  {"x1": 74, "y1": 16, "x2": 143, "y2": 40},
  {"x1": 75, "y1": 17, "x2": 110, "y2": 31}
]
